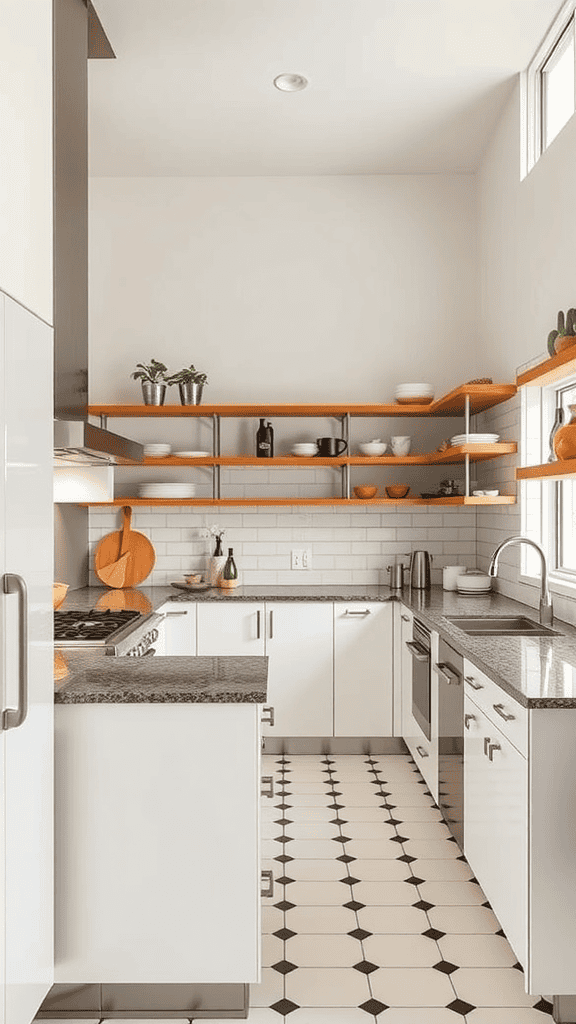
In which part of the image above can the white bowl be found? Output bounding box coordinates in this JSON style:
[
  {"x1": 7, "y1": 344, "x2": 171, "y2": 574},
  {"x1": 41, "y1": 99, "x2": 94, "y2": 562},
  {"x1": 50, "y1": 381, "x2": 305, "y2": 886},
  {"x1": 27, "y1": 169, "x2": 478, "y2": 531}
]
[
  {"x1": 456, "y1": 571, "x2": 491, "y2": 591},
  {"x1": 394, "y1": 382, "x2": 434, "y2": 393},
  {"x1": 143, "y1": 443, "x2": 172, "y2": 457},
  {"x1": 359, "y1": 441, "x2": 387, "y2": 457},
  {"x1": 292, "y1": 444, "x2": 317, "y2": 457}
]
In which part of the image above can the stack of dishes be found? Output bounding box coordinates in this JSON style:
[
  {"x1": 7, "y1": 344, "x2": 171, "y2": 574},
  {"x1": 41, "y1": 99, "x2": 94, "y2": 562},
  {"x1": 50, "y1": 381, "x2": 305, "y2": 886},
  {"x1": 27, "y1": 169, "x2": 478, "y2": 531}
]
[
  {"x1": 291, "y1": 443, "x2": 317, "y2": 457},
  {"x1": 450, "y1": 433, "x2": 499, "y2": 446},
  {"x1": 394, "y1": 383, "x2": 435, "y2": 405},
  {"x1": 138, "y1": 482, "x2": 196, "y2": 499},
  {"x1": 173, "y1": 451, "x2": 210, "y2": 458},
  {"x1": 143, "y1": 443, "x2": 171, "y2": 458},
  {"x1": 456, "y1": 571, "x2": 492, "y2": 594}
]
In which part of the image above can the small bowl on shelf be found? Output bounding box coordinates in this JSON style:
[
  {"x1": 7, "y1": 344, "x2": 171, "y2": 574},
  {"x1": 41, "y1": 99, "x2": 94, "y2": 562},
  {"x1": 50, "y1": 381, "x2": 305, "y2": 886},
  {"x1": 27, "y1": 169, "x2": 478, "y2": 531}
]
[
  {"x1": 291, "y1": 443, "x2": 318, "y2": 457},
  {"x1": 353, "y1": 486, "x2": 378, "y2": 499},
  {"x1": 385, "y1": 484, "x2": 410, "y2": 499},
  {"x1": 358, "y1": 441, "x2": 387, "y2": 457}
]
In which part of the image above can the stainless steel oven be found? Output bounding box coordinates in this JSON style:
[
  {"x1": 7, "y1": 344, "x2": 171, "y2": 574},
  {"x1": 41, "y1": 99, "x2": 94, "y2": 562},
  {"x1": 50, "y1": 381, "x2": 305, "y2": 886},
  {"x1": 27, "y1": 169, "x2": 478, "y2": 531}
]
[{"x1": 406, "y1": 618, "x2": 432, "y2": 740}]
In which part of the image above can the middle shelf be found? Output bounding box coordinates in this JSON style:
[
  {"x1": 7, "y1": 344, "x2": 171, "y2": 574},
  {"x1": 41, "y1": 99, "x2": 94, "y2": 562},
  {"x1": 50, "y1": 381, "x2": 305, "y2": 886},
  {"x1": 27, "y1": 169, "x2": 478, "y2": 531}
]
[{"x1": 134, "y1": 443, "x2": 517, "y2": 468}]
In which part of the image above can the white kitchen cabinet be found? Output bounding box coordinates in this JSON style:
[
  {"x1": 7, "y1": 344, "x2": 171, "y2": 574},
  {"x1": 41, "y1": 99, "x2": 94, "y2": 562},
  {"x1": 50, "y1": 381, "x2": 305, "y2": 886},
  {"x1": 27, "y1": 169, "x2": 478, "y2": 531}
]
[
  {"x1": 196, "y1": 602, "x2": 332, "y2": 737},
  {"x1": 464, "y1": 693, "x2": 527, "y2": 966},
  {"x1": 55, "y1": 701, "x2": 261, "y2": 984},
  {"x1": 334, "y1": 603, "x2": 393, "y2": 736},
  {"x1": 0, "y1": 292, "x2": 54, "y2": 1024},
  {"x1": 197, "y1": 602, "x2": 265, "y2": 657},
  {"x1": 155, "y1": 601, "x2": 196, "y2": 656},
  {"x1": 265, "y1": 602, "x2": 333, "y2": 737}
]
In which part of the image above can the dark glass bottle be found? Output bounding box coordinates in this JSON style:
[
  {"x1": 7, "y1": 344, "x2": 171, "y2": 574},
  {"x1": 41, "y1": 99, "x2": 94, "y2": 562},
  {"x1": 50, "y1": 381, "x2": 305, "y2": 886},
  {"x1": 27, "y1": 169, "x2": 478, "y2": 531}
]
[
  {"x1": 256, "y1": 418, "x2": 274, "y2": 457},
  {"x1": 222, "y1": 547, "x2": 238, "y2": 581}
]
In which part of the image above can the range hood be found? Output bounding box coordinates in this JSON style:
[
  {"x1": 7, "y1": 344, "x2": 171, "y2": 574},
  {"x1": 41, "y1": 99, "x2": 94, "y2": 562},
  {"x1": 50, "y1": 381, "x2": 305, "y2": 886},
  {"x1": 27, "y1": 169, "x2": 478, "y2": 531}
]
[{"x1": 53, "y1": 0, "x2": 143, "y2": 465}]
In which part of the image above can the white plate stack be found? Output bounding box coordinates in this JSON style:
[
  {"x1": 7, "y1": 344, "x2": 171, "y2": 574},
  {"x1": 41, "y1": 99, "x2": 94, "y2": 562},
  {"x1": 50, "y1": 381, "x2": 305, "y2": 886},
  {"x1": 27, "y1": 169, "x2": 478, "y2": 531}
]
[
  {"x1": 143, "y1": 443, "x2": 172, "y2": 457},
  {"x1": 456, "y1": 571, "x2": 492, "y2": 594},
  {"x1": 450, "y1": 433, "x2": 499, "y2": 446},
  {"x1": 394, "y1": 382, "x2": 435, "y2": 405},
  {"x1": 138, "y1": 482, "x2": 196, "y2": 498}
]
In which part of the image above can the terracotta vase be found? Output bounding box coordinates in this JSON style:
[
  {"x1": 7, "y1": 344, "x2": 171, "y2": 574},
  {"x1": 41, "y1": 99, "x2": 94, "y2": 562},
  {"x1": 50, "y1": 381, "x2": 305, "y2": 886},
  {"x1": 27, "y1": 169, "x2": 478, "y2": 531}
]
[{"x1": 553, "y1": 404, "x2": 576, "y2": 460}]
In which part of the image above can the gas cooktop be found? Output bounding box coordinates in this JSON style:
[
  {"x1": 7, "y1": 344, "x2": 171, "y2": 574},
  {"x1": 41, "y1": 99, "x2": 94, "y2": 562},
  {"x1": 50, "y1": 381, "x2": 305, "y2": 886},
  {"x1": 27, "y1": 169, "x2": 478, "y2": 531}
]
[{"x1": 54, "y1": 609, "x2": 142, "y2": 647}]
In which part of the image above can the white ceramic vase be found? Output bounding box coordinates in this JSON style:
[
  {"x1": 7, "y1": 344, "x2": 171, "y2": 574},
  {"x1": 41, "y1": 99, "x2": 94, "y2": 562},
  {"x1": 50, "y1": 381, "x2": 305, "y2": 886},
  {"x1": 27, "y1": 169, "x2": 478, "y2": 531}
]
[{"x1": 208, "y1": 555, "x2": 227, "y2": 587}]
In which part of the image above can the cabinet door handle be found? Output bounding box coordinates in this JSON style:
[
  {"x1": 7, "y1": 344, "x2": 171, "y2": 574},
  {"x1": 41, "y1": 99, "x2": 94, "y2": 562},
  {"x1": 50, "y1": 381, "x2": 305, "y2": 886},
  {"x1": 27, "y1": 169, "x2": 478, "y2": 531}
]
[
  {"x1": 261, "y1": 705, "x2": 275, "y2": 727},
  {"x1": 464, "y1": 713, "x2": 475, "y2": 729},
  {"x1": 2, "y1": 574, "x2": 28, "y2": 731},
  {"x1": 401, "y1": 614, "x2": 410, "y2": 622},
  {"x1": 256, "y1": 610, "x2": 261, "y2": 639},
  {"x1": 269, "y1": 610, "x2": 273, "y2": 639},
  {"x1": 493, "y1": 703, "x2": 515, "y2": 722},
  {"x1": 406, "y1": 640, "x2": 429, "y2": 662},
  {"x1": 415, "y1": 745, "x2": 429, "y2": 758},
  {"x1": 261, "y1": 869, "x2": 274, "y2": 898},
  {"x1": 435, "y1": 661, "x2": 461, "y2": 685},
  {"x1": 344, "y1": 609, "x2": 371, "y2": 616},
  {"x1": 487, "y1": 742, "x2": 501, "y2": 762},
  {"x1": 465, "y1": 675, "x2": 484, "y2": 691},
  {"x1": 483, "y1": 736, "x2": 491, "y2": 756},
  {"x1": 261, "y1": 776, "x2": 275, "y2": 799},
  {"x1": 164, "y1": 609, "x2": 188, "y2": 616}
]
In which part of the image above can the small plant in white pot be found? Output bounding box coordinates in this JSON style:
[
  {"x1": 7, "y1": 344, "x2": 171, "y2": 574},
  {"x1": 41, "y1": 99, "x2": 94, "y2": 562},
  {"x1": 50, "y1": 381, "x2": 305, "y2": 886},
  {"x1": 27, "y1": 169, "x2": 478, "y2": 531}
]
[
  {"x1": 166, "y1": 364, "x2": 208, "y2": 405},
  {"x1": 131, "y1": 359, "x2": 170, "y2": 405},
  {"x1": 200, "y1": 524, "x2": 227, "y2": 586}
]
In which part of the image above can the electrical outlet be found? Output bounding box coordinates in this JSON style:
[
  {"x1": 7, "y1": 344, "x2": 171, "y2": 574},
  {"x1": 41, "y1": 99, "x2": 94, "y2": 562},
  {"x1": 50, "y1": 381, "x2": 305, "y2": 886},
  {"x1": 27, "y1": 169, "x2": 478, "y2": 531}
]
[{"x1": 291, "y1": 549, "x2": 311, "y2": 570}]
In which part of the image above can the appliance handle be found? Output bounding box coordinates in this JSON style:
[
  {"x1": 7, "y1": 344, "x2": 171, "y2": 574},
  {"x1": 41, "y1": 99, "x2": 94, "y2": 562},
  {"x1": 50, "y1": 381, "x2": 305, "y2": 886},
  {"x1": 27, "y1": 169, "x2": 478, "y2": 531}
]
[
  {"x1": 2, "y1": 573, "x2": 28, "y2": 731},
  {"x1": 435, "y1": 661, "x2": 461, "y2": 685},
  {"x1": 405, "y1": 640, "x2": 429, "y2": 662}
]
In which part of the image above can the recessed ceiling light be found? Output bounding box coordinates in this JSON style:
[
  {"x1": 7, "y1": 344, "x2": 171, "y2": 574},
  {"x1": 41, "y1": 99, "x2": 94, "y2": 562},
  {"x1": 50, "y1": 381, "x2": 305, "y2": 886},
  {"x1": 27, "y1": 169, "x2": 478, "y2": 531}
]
[{"x1": 273, "y1": 73, "x2": 308, "y2": 92}]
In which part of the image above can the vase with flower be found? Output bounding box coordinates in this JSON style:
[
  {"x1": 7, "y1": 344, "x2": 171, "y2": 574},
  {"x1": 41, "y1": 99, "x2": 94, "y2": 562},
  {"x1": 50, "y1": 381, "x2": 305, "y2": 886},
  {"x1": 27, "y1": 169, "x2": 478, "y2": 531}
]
[{"x1": 205, "y1": 525, "x2": 227, "y2": 586}]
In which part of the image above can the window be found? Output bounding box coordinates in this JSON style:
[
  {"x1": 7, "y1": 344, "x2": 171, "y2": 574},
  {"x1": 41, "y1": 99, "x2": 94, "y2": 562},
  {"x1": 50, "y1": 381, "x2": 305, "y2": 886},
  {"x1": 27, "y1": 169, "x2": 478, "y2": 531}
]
[
  {"x1": 520, "y1": 375, "x2": 576, "y2": 590},
  {"x1": 522, "y1": 1, "x2": 576, "y2": 177}
]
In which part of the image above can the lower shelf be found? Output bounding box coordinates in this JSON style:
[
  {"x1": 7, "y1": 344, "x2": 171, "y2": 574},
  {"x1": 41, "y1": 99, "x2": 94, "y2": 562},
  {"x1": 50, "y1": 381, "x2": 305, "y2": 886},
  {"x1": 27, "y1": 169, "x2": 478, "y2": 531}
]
[{"x1": 80, "y1": 495, "x2": 516, "y2": 507}]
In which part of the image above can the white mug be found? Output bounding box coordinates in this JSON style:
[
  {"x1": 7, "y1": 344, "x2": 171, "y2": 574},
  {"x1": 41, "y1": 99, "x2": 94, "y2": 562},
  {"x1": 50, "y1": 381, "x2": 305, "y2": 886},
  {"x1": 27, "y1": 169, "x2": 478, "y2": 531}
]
[
  {"x1": 443, "y1": 565, "x2": 467, "y2": 591},
  {"x1": 391, "y1": 435, "x2": 411, "y2": 456}
]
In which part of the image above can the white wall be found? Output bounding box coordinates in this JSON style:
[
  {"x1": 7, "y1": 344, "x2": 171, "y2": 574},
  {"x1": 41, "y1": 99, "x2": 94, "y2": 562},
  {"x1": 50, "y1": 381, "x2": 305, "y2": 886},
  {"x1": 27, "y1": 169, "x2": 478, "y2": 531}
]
[
  {"x1": 0, "y1": 0, "x2": 53, "y2": 323},
  {"x1": 476, "y1": 80, "x2": 576, "y2": 625},
  {"x1": 89, "y1": 175, "x2": 481, "y2": 404}
]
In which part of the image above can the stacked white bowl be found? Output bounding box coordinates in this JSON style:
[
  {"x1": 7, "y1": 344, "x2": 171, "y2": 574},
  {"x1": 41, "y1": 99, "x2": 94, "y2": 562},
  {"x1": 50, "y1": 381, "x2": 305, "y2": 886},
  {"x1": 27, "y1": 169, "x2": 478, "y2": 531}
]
[
  {"x1": 394, "y1": 382, "x2": 435, "y2": 404},
  {"x1": 138, "y1": 482, "x2": 196, "y2": 498},
  {"x1": 143, "y1": 443, "x2": 172, "y2": 457},
  {"x1": 456, "y1": 570, "x2": 492, "y2": 594},
  {"x1": 359, "y1": 440, "x2": 387, "y2": 456},
  {"x1": 291, "y1": 443, "x2": 318, "y2": 457}
]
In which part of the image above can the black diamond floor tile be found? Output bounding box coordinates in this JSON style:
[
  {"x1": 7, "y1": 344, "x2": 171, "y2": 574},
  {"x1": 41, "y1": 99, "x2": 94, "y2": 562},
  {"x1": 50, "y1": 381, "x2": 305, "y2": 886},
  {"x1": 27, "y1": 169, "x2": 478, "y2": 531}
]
[
  {"x1": 390, "y1": 834, "x2": 409, "y2": 843},
  {"x1": 433, "y1": 960, "x2": 459, "y2": 975},
  {"x1": 273, "y1": 927, "x2": 296, "y2": 941},
  {"x1": 348, "y1": 927, "x2": 372, "y2": 940},
  {"x1": 339, "y1": 876, "x2": 361, "y2": 886},
  {"x1": 387, "y1": 817, "x2": 403, "y2": 826},
  {"x1": 343, "y1": 900, "x2": 365, "y2": 911},
  {"x1": 533, "y1": 998, "x2": 554, "y2": 1014},
  {"x1": 353, "y1": 959, "x2": 379, "y2": 975},
  {"x1": 274, "y1": 900, "x2": 296, "y2": 911},
  {"x1": 423, "y1": 927, "x2": 446, "y2": 940},
  {"x1": 337, "y1": 854, "x2": 356, "y2": 863},
  {"x1": 273, "y1": 835, "x2": 294, "y2": 844},
  {"x1": 274, "y1": 854, "x2": 294, "y2": 864},
  {"x1": 271, "y1": 959, "x2": 298, "y2": 975},
  {"x1": 512, "y1": 961, "x2": 523, "y2": 971},
  {"x1": 332, "y1": 835, "x2": 352, "y2": 843},
  {"x1": 447, "y1": 998, "x2": 476, "y2": 1016},
  {"x1": 413, "y1": 899, "x2": 434, "y2": 911},
  {"x1": 277, "y1": 875, "x2": 295, "y2": 885},
  {"x1": 405, "y1": 876, "x2": 425, "y2": 886},
  {"x1": 397, "y1": 854, "x2": 417, "y2": 863},
  {"x1": 270, "y1": 998, "x2": 300, "y2": 1016},
  {"x1": 275, "y1": 818, "x2": 293, "y2": 826},
  {"x1": 329, "y1": 803, "x2": 344, "y2": 810},
  {"x1": 359, "y1": 998, "x2": 389, "y2": 1015},
  {"x1": 330, "y1": 817, "x2": 347, "y2": 825},
  {"x1": 276, "y1": 803, "x2": 292, "y2": 810}
]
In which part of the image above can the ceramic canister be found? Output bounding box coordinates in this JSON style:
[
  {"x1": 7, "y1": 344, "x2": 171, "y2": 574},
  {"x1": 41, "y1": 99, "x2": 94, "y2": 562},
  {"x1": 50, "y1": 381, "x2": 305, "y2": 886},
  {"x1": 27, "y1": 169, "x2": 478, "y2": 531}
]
[{"x1": 443, "y1": 565, "x2": 467, "y2": 591}]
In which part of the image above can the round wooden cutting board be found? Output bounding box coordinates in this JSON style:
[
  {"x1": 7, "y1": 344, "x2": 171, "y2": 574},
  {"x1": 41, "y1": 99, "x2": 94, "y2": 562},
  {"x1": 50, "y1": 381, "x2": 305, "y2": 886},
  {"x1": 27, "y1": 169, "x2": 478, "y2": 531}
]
[{"x1": 94, "y1": 506, "x2": 155, "y2": 588}]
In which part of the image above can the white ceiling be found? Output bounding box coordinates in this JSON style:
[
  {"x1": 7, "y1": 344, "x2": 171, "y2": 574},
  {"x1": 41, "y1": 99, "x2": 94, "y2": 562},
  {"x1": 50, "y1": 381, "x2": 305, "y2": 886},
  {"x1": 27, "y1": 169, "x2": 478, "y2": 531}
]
[{"x1": 88, "y1": 0, "x2": 563, "y2": 176}]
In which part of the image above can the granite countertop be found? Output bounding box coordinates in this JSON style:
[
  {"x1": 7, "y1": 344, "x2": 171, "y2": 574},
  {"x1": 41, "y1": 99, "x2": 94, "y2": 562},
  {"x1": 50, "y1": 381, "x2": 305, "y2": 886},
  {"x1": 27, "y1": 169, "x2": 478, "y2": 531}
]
[
  {"x1": 54, "y1": 651, "x2": 268, "y2": 705},
  {"x1": 399, "y1": 588, "x2": 576, "y2": 709}
]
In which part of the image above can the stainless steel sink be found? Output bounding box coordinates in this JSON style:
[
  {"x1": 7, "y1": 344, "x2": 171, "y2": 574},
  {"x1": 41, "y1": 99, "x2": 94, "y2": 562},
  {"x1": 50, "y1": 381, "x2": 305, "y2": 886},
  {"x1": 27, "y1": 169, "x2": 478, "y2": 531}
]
[{"x1": 446, "y1": 615, "x2": 562, "y2": 637}]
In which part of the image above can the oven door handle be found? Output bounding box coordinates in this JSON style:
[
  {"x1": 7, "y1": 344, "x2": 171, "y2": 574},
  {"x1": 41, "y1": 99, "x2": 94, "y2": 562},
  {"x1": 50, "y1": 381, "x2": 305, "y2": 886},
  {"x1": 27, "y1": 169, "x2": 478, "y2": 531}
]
[
  {"x1": 435, "y1": 661, "x2": 461, "y2": 685},
  {"x1": 405, "y1": 640, "x2": 429, "y2": 662}
]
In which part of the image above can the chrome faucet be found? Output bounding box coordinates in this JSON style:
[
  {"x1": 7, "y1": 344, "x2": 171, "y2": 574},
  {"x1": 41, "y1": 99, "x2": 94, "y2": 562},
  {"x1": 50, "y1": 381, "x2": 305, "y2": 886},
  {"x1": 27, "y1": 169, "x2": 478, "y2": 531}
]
[{"x1": 488, "y1": 536, "x2": 553, "y2": 626}]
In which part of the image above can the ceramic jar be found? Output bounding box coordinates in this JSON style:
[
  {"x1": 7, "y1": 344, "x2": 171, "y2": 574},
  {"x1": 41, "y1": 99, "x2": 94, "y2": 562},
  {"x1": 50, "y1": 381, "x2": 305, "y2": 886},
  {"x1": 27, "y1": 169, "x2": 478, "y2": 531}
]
[{"x1": 553, "y1": 404, "x2": 576, "y2": 460}]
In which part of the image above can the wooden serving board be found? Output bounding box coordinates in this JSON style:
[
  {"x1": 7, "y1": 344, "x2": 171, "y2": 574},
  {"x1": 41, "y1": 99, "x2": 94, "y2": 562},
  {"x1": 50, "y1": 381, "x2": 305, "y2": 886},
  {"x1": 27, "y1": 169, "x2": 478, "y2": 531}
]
[{"x1": 94, "y1": 506, "x2": 155, "y2": 588}]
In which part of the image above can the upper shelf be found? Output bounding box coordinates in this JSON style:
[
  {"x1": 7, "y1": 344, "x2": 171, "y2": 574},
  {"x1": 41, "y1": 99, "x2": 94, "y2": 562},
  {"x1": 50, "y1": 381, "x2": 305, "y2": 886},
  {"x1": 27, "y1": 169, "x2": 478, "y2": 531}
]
[
  {"x1": 517, "y1": 348, "x2": 576, "y2": 388},
  {"x1": 88, "y1": 383, "x2": 517, "y2": 420}
]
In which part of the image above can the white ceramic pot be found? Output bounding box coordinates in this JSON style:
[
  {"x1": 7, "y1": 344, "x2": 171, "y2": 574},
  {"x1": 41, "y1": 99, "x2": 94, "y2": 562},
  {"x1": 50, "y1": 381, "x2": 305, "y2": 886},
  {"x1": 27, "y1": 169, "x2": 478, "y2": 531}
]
[
  {"x1": 208, "y1": 555, "x2": 227, "y2": 587},
  {"x1": 443, "y1": 565, "x2": 467, "y2": 591},
  {"x1": 391, "y1": 436, "x2": 411, "y2": 456}
]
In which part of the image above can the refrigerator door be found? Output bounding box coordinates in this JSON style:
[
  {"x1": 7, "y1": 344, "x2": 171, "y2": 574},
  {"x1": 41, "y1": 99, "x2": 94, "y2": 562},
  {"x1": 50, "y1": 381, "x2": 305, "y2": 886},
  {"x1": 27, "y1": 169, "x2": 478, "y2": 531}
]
[{"x1": 1, "y1": 293, "x2": 54, "y2": 1024}]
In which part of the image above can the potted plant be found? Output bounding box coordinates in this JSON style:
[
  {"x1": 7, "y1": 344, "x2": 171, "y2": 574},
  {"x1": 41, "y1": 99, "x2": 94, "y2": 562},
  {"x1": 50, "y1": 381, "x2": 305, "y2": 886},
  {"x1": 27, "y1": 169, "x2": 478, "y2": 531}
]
[
  {"x1": 166, "y1": 364, "x2": 208, "y2": 405},
  {"x1": 131, "y1": 359, "x2": 170, "y2": 405}
]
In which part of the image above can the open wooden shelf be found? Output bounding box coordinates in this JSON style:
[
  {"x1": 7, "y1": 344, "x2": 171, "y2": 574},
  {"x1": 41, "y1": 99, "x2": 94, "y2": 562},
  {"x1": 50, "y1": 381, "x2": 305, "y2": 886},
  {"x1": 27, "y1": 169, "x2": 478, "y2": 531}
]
[
  {"x1": 81, "y1": 495, "x2": 516, "y2": 508},
  {"x1": 517, "y1": 348, "x2": 576, "y2": 388},
  {"x1": 88, "y1": 384, "x2": 516, "y2": 421},
  {"x1": 516, "y1": 459, "x2": 576, "y2": 481},
  {"x1": 132, "y1": 443, "x2": 517, "y2": 468}
]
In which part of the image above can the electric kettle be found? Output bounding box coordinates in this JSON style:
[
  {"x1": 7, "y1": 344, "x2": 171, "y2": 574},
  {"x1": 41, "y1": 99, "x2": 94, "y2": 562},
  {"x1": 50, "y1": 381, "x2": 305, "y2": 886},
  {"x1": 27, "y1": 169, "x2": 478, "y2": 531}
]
[{"x1": 409, "y1": 550, "x2": 432, "y2": 589}]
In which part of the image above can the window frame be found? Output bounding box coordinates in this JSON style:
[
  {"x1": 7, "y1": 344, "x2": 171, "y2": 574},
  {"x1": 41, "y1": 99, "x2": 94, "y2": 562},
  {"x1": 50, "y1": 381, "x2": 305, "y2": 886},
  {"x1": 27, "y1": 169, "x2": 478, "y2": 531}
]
[{"x1": 522, "y1": 0, "x2": 576, "y2": 179}]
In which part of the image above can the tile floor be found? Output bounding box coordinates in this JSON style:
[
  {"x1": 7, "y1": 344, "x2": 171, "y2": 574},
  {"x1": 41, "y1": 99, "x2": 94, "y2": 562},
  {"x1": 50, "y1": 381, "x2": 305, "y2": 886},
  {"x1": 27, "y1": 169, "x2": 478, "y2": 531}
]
[
  {"x1": 46, "y1": 754, "x2": 555, "y2": 1024},
  {"x1": 249, "y1": 752, "x2": 553, "y2": 1023}
]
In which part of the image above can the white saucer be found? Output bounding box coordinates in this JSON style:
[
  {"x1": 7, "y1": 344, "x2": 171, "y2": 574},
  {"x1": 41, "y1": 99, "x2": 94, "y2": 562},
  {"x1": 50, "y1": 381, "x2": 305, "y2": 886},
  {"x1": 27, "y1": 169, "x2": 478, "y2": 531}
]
[{"x1": 173, "y1": 451, "x2": 211, "y2": 458}]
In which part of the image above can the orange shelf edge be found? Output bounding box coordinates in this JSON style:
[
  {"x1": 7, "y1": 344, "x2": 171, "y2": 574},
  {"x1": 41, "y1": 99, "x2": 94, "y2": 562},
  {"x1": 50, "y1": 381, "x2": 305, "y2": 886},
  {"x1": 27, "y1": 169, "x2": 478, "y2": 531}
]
[
  {"x1": 516, "y1": 459, "x2": 576, "y2": 480},
  {"x1": 517, "y1": 349, "x2": 576, "y2": 388},
  {"x1": 80, "y1": 495, "x2": 516, "y2": 508}
]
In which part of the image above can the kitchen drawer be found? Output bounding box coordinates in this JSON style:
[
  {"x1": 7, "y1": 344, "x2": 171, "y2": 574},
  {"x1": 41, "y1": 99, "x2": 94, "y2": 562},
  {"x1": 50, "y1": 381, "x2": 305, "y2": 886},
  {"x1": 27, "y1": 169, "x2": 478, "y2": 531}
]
[{"x1": 463, "y1": 658, "x2": 527, "y2": 757}]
